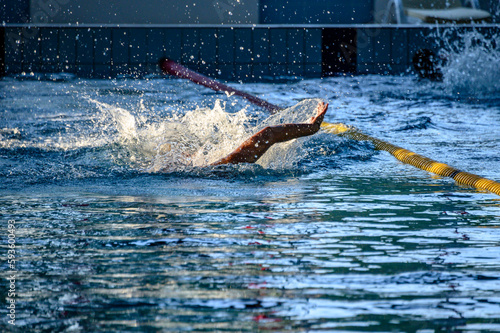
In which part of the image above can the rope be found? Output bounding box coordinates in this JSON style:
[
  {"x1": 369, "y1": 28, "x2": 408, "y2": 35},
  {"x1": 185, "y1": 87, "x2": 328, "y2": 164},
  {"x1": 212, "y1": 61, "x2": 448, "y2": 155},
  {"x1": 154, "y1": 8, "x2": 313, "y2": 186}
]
[{"x1": 321, "y1": 122, "x2": 500, "y2": 196}]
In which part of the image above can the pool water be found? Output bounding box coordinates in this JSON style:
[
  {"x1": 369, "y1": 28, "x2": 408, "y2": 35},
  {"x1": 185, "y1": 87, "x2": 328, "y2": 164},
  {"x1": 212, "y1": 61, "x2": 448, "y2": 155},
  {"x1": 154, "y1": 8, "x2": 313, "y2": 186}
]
[{"x1": 1, "y1": 59, "x2": 500, "y2": 331}]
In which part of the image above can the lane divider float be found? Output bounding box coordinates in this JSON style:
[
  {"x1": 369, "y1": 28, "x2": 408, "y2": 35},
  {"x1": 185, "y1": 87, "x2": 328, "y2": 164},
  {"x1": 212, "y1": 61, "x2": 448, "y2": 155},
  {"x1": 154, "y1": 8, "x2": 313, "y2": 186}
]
[
  {"x1": 159, "y1": 58, "x2": 500, "y2": 196},
  {"x1": 321, "y1": 123, "x2": 500, "y2": 196}
]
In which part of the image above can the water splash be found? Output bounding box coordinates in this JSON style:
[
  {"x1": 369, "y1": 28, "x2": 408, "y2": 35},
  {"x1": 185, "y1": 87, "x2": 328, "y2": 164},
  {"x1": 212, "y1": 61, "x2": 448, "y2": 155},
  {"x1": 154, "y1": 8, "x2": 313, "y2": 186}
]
[
  {"x1": 252, "y1": 98, "x2": 324, "y2": 169},
  {"x1": 89, "y1": 98, "x2": 139, "y2": 143},
  {"x1": 87, "y1": 98, "x2": 325, "y2": 172},
  {"x1": 1, "y1": 93, "x2": 327, "y2": 178},
  {"x1": 148, "y1": 100, "x2": 253, "y2": 172},
  {"x1": 437, "y1": 30, "x2": 500, "y2": 97}
]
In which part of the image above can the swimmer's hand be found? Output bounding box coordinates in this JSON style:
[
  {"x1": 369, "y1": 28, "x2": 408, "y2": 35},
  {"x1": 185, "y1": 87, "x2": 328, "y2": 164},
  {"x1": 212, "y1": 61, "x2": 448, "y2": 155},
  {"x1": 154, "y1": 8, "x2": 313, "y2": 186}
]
[
  {"x1": 309, "y1": 101, "x2": 328, "y2": 131},
  {"x1": 211, "y1": 101, "x2": 329, "y2": 166}
]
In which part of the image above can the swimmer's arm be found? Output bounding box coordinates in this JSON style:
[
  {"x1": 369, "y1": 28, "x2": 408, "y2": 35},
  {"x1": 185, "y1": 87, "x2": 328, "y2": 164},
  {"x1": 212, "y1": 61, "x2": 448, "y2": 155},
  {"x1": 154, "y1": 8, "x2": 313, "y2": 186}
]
[{"x1": 211, "y1": 102, "x2": 328, "y2": 165}]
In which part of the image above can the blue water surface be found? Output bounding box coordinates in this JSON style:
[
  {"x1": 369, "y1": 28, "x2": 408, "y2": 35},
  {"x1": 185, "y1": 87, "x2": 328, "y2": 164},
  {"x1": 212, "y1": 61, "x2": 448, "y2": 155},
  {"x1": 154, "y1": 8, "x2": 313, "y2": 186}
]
[{"x1": 1, "y1": 71, "x2": 500, "y2": 332}]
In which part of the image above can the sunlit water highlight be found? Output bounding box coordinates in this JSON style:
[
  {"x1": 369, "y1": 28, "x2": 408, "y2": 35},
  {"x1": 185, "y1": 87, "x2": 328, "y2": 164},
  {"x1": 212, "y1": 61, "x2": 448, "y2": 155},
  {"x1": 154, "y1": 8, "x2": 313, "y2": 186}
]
[{"x1": 1, "y1": 34, "x2": 500, "y2": 332}]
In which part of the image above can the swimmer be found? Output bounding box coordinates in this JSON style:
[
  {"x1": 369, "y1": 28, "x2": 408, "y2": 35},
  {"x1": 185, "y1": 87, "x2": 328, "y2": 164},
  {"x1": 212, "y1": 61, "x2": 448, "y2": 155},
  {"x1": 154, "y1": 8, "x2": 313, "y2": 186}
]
[{"x1": 211, "y1": 101, "x2": 328, "y2": 165}]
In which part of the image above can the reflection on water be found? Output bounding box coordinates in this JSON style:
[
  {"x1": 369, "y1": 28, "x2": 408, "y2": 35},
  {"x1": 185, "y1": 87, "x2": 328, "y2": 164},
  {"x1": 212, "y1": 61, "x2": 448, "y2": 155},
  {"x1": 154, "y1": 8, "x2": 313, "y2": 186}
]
[
  {"x1": 1, "y1": 69, "x2": 500, "y2": 331},
  {"x1": 1, "y1": 175, "x2": 499, "y2": 331}
]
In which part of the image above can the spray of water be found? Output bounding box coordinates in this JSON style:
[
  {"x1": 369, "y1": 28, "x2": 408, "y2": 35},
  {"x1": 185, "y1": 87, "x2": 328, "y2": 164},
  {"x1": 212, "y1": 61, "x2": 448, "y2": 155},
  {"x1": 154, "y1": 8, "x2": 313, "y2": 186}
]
[
  {"x1": 149, "y1": 100, "x2": 253, "y2": 171},
  {"x1": 437, "y1": 30, "x2": 500, "y2": 97},
  {"x1": 0, "y1": 90, "x2": 326, "y2": 176},
  {"x1": 87, "y1": 98, "x2": 324, "y2": 172}
]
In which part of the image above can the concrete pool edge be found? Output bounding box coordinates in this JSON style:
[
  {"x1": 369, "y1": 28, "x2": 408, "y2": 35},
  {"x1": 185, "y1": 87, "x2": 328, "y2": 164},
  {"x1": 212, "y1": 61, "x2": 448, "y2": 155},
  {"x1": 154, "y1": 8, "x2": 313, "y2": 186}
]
[{"x1": 1, "y1": 24, "x2": 498, "y2": 80}]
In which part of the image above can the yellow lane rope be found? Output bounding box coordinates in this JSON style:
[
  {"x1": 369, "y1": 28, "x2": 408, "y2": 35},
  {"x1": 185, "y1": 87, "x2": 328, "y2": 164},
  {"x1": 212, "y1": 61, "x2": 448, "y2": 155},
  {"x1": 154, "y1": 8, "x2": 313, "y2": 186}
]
[{"x1": 321, "y1": 122, "x2": 500, "y2": 196}]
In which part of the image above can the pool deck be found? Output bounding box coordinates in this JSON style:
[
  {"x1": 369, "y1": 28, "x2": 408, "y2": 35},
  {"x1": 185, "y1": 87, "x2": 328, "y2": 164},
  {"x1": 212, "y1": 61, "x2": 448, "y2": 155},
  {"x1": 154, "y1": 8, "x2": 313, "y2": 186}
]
[{"x1": 1, "y1": 24, "x2": 498, "y2": 81}]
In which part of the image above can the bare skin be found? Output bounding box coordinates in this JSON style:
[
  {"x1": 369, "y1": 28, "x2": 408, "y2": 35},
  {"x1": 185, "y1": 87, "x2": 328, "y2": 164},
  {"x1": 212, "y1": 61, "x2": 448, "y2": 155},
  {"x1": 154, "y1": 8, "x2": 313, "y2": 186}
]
[{"x1": 211, "y1": 102, "x2": 328, "y2": 166}]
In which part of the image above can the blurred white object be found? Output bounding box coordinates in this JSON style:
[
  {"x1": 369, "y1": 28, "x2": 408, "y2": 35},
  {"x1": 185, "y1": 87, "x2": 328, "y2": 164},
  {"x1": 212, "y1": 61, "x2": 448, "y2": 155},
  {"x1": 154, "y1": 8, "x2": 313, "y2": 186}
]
[{"x1": 374, "y1": 0, "x2": 492, "y2": 23}]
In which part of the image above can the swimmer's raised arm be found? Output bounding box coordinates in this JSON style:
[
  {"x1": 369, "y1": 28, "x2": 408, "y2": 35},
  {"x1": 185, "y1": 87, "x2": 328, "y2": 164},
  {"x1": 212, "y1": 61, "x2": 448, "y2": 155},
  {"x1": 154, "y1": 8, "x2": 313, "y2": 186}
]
[{"x1": 211, "y1": 102, "x2": 328, "y2": 165}]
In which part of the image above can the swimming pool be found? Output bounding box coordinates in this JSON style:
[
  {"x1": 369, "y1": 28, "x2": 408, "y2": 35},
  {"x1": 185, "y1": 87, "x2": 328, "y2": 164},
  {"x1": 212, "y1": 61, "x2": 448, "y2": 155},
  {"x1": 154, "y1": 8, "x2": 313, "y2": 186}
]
[{"x1": 1, "y1": 59, "x2": 500, "y2": 331}]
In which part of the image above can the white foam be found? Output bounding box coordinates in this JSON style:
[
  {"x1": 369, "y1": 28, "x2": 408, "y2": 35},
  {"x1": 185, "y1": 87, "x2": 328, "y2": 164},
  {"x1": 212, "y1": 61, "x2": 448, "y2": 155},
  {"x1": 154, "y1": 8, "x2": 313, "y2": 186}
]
[
  {"x1": 438, "y1": 30, "x2": 500, "y2": 97},
  {"x1": 89, "y1": 98, "x2": 138, "y2": 140},
  {"x1": 1, "y1": 96, "x2": 323, "y2": 172},
  {"x1": 150, "y1": 99, "x2": 323, "y2": 171},
  {"x1": 102, "y1": 98, "x2": 323, "y2": 172}
]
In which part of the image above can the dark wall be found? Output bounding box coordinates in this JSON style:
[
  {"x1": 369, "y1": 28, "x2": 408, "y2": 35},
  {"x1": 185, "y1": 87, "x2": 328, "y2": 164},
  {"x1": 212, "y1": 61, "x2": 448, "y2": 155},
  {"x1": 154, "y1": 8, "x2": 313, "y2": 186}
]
[
  {"x1": 29, "y1": 0, "x2": 258, "y2": 24},
  {"x1": 0, "y1": 26, "x2": 4, "y2": 76},
  {"x1": 0, "y1": 0, "x2": 30, "y2": 23},
  {"x1": 260, "y1": 0, "x2": 373, "y2": 24},
  {"x1": 322, "y1": 28, "x2": 357, "y2": 76}
]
